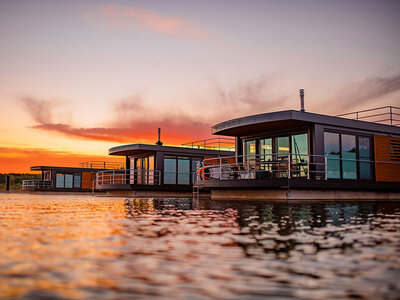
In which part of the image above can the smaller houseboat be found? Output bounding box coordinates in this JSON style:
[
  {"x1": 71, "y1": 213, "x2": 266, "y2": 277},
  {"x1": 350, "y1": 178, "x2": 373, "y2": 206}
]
[
  {"x1": 22, "y1": 161, "x2": 124, "y2": 193},
  {"x1": 196, "y1": 92, "x2": 400, "y2": 200},
  {"x1": 95, "y1": 135, "x2": 234, "y2": 197}
]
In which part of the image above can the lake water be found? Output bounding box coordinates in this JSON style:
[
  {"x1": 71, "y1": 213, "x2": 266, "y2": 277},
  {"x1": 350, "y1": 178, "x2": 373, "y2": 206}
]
[{"x1": 0, "y1": 194, "x2": 399, "y2": 299}]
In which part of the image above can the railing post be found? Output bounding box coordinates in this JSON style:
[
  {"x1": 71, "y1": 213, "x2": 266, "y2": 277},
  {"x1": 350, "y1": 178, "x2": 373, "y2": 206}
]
[
  {"x1": 219, "y1": 156, "x2": 222, "y2": 179},
  {"x1": 307, "y1": 154, "x2": 310, "y2": 179},
  {"x1": 390, "y1": 106, "x2": 393, "y2": 125},
  {"x1": 288, "y1": 154, "x2": 291, "y2": 179},
  {"x1": 324, "y1": 156, "x2": 328, "y2": 180},
  {"x1": 356, "y1": 112, "x2": 359, "y2": 120}
]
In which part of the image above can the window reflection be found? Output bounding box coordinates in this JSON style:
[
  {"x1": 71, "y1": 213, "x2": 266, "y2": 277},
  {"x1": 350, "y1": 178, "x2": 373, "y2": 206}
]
[
  {"x1": 341, "y1": 134, "x2": 357, "y2": 179},
  {"x1": 324, "y1": 132, "x2": 340, "y2": 179}
]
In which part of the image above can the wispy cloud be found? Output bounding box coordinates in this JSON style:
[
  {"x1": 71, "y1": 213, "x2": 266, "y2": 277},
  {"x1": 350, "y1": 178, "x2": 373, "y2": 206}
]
[
  {"x1": 19, "y1": 96, "x2": 211, "y2": 144},
  {"x1": 93, "y1": 4, "x2": 211, "y2": 40},
  {"x1": 326, "y1": 73, "x2": 400, "y2": 112}
]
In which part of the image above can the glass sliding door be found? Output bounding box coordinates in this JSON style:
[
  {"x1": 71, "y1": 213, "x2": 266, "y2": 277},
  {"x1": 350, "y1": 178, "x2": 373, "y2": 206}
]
[
  {"x1": 341, "y1": 134, "x2": 357, "y2": 179},
  {"x1": 260, "y1": 138, "x2": 272, "y2": 171},
  {"x1": 164, "y1": 157, "x2": 177, "y2": 184},
  {"x1": 359, "y1": 136, "x2": 372, "y2": 180},
  {"x1": 291, "y1": 133, "x2": 308, "y2": 177},
  {"x1": 324, "y1": 132, "x2": 340, "y2": 179},
  {"x1": 243, "y1": 140, "x2": 256, "y2": 169},
  {"x1": 177, "y1": 157, "x2": 190, "y2": 185},
  {"x1": 275, "y1": 136, "x2": 289, "y2": 178}
]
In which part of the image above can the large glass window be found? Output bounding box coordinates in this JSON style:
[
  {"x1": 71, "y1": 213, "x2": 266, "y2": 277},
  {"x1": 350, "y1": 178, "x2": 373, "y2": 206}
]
[
  {"x1": 260, "y1": 138, "x2": 272, "y2": 171},
  {"x1": 275, "y1": 136, "x2": 289, "y2": 178},
  {"x1": 177, "y1": 158, "x2": 190, "y2": 185},
  {"x1": 243, "y1": 140, "x2": 256, "y2": 168},
  {"x1": 324, "y1": 132, "x2": 340, "y2": 179},
  {"x1": 65, "y1": 174, "x2": 73, "y2": 188},
  {"x1": 148, "y1": 156, "x2": 154, "y2": 184},
  {"x1": 291, "y1": 133, "x2": 308, "y2": 177},
  {"x1": 341, "y1": 134, "x2": 357, "y2": 179},
  {"x1": 56, "y1": 174, "x2": 65, "y2": 188},
  {"x1": 164, "y1": 157, "x2": 177, "y2": 184},
  {"x1": 359, "y1": 136, "x2": 372, "y2": 180},
  {"x1": 74, "y1": 174, "x2": 81, "y2": 188}
]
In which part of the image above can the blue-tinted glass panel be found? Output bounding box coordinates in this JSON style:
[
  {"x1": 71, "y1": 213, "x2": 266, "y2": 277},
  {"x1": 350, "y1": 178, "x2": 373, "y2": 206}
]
[
  {"x1": 341, "y1": 134, "x2": 357, "y2": 179},
  {"x1": 291, "y1": 133, "x2": 308, "y2": 177},
  {"x1": 56, "y1": 174, "x2": 64, "y2": 188},
  {"x1": 177, "y1": 158, "x2": 190, "y2": 185},
  {"x1": 74, "y1": 175, "x2": 81, "y2": 188},
  {"x1": 164, "y1": 158, "x2": 176, "y2": 184},
  {"x1": 359, "y1": 136, "x2": 372, "y2": 180},
  {"x1": 65, "y1": 174, "x2": 73, "y2": 188},
  {"x1": 324, "y1": 132, "x2": 340, "y2": 179}
]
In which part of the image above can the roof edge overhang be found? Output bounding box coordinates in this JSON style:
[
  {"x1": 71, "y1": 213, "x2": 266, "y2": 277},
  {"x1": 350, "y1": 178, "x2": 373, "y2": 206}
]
[
  {"x1": 212, "y1": 110, "x2": 400, "y2": 136},
  {"x1": 108, "y1": 143, "x2": 233, "y2": 157}
]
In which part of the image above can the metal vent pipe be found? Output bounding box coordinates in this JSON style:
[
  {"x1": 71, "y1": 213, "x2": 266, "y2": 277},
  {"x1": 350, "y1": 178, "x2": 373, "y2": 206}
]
[
  {"x1": 156, "y1": 128, "x2": 163, "y2": 145},
  {"x1": 300, "y1": 89, "x2": 305, "y2": 112}
]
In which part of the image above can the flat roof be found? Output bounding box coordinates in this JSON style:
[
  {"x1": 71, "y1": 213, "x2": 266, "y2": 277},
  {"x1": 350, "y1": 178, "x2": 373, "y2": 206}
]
[
  {"x1": 212, "y1": 110, "x2": 400, "y2": 136},
  {"x1": 108, "y1": 144, "x2": 233, "y2": 157},
  {"x1": 31, "y1": 166, "x2": 107, "y2": 172}
]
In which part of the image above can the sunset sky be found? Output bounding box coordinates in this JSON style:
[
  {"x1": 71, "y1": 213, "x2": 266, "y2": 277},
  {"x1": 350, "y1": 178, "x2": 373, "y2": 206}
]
[{"x1": 1, "y1": 0, "x2": 399, "y2": 172}]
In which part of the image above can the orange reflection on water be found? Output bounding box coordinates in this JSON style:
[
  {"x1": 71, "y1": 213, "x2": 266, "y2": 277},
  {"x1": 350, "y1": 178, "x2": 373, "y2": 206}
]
[{"x1": 0, "y1": 194, "x2": 126, "y2": 299}]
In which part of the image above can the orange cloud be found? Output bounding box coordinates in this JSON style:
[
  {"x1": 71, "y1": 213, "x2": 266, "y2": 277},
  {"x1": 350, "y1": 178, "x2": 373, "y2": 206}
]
[
  {"x1": 0, "y1": 147, "x2": 124, "y2": 173},
  {"x1": 20, "y1": 96, "x2": 212, "y2": 145},
  {"x1": 94, "y1": 4, "x2": 211, "y2": 40}
]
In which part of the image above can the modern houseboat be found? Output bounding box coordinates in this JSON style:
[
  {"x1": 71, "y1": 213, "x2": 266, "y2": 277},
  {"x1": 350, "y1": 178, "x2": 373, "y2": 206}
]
[
  {"x1": 196, "y1": 97, "x2": 400, "y2": 200},
  {"x1": 22, "y1": 161, "x2": 124, "y2": 193},
  {"x1": 95, "y1": 136, "x2": 234, "y2": 197}
]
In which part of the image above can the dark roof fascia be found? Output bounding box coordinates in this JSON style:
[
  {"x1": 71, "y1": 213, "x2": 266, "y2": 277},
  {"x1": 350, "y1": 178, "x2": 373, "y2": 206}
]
[
  {"x1": 212, "y1": 110, "x2": 400, "y2": 136},
  {"x1": 30, "y1": 166, "x2": 107, "y2": 172},
  {"x1": 108, "y1": 143, "x2": 233, "y2": 157}
]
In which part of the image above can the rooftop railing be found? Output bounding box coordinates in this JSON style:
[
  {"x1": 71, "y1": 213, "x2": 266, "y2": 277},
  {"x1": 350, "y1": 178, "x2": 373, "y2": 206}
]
[
  {"x1": 181, "y1": 137, "x2": 235, "y2": 151},
  {"x1": 79, "y1": 161, "x2": 125, "y2": 169},
  {"x1": 336, "y1": 106, "x2": 400, "y2": 126}
]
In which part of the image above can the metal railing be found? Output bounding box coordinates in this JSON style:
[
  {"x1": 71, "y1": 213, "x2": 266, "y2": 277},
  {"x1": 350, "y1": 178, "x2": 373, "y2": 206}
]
[
  {"x1": 79, "y1": 161, "x2": 125, "y2": 169},
  {"x1": 22, "y1": 180, "x2": 52, "y2": 190},
  {"x1": 194, "y1": 153, "x2": 400, "y2": 184},
  {"x1": 181, "y1": 137, "x2": 235, "y2": 151},
  {"x1": 96, "y1": 169, "x2": 162, "y2": 187},
  {"x1": 196, "y1": 153, "x2": 327, "y2": 182},
  {"x1": 336, "y1": 106, "x2": 400, "y2": 126}
]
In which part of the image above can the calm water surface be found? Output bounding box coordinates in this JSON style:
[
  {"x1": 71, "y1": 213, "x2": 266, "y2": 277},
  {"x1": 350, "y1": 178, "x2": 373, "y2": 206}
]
[{"x1": 0, "y1": 194, "x2": 399, "y2": 299}]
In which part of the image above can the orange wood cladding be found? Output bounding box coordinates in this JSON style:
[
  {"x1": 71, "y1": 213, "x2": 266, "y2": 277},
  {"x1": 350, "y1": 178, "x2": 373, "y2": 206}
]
[
  {"x1": 374, "y1": 135, "x2": 400, "y2": 182},
  {"x1": 82, "y1": 172, "x2": 96, "y2": 189}
]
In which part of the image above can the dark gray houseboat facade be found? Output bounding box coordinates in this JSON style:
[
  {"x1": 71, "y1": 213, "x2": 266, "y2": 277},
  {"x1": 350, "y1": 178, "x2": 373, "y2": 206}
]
[
  {"x1": 96, "y1": 139, "x2": 234, "y2": 197},
  {"x1": 196, "y1": 107, "x2": 400, "y2": 200}
]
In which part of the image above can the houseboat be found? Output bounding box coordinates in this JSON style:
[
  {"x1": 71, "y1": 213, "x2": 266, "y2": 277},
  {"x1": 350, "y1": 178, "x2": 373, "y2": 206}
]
[
  {"x1": 22, "y1": 161, "x2": 124, "y2": 193},
  {"x1": 196, "y1": 93, "x2": 400, "y2": 200},
  {"x1": 95, "y1": 135, "x2": 234, "y2": 197}
]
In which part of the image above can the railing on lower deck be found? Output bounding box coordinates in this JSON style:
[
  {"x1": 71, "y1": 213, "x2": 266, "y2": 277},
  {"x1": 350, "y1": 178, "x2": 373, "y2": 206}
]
[
  {"x1": 196, "y1": 153, "x2": 327, "y2": 182},
  {"x1": 96, "y1": 169, "x2": 162, "y2": 188},
  {"x1": 195, "y1": 153, "x2": 400, "y2": 185},
  {"x1": 22, "y1": 180, "x2": 52, "y2": 190}
]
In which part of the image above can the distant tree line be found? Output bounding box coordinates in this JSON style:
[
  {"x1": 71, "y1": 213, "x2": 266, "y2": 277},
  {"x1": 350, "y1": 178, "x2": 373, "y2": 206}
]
[{"x1": 0, "y1": 173, "x2": 41, "y2": 190}]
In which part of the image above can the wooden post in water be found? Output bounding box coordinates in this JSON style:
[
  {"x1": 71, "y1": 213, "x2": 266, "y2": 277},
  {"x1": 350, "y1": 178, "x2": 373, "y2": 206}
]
[{"x1": 5, "y1": 175, "x2": 10, "y2": 191}]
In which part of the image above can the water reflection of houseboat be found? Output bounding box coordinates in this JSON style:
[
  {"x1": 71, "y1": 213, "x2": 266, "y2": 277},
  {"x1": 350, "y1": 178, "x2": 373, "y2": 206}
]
[
  {"x1": 196, "y1": 94, "x2": 400, "y2": 200},
  {"x1": 95, "y1": 136, "x2": 234, "y2": 197}
]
